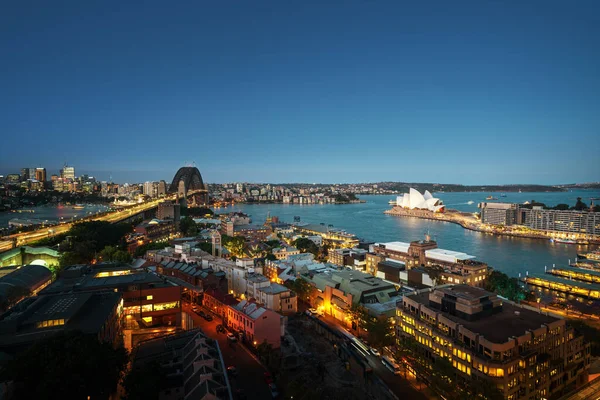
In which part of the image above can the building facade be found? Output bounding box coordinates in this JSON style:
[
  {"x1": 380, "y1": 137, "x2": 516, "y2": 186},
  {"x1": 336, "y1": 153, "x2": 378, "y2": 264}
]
[
  {"x1": 226, "y1": 299, "x2": 284, "y2": 348},
  {"x1": 397, "y1": 286, "x2": 590, "y2": 400}
]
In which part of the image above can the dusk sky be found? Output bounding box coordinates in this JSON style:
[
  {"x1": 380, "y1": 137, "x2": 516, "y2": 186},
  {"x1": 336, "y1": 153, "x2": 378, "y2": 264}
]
[{"x1": 1, "y1": 1, "x2": 599, "y2": 184}]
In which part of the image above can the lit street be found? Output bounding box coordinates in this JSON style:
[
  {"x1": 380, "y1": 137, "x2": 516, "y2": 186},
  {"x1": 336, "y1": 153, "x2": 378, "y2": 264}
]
[
  {"x1": 182, "y1": 302, "x2": 272, "y2": 400},
  {"x1": 296, "y1": 302, "x2": 430, "y2": 400}
]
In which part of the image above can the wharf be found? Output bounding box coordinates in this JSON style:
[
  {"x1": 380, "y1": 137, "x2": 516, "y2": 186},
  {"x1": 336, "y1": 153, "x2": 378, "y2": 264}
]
[{"x1": 384, "y1": 207, "x2": 600, "y2": 245}]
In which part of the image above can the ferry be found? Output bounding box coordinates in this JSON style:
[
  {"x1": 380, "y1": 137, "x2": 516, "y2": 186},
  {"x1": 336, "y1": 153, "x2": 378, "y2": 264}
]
[
  {"x1": 550, "y1": 238, "x2": 577, "y2": 245},
  {"x1": 73, "y1": 204, "x2": 85, "y2": 210},
  {"x1": 500, "y1": 193, "x2": 507, "y2": 197},
  {"x1": 388, "y1": 199, "x2": 397, "y2": 205},
  {"x1": 485, "y1": 196, "x2": 498, "y2": 200},
  {"x1": 578, "y1": 250, "x2": 600, "y2": 261}
]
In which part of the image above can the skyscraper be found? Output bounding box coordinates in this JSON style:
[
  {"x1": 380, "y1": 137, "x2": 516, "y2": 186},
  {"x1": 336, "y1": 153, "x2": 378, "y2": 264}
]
[
  {"x1": 35, "y1": 167, "x2": 46, "y2": 182},
  {"x1": 60, "y1": 165, "x2": 75, "y2": 180}
]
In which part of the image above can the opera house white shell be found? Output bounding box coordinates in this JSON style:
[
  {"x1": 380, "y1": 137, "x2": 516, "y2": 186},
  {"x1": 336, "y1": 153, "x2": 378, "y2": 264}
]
[{"x1": 395, "y1": 189, "x2": 445, "y2": 212}]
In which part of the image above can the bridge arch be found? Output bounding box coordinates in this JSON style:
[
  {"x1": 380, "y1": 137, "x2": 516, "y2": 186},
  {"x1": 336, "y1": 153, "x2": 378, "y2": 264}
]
[{"x1": 169, "y1": 167, "x2": 205, "y2": 194}]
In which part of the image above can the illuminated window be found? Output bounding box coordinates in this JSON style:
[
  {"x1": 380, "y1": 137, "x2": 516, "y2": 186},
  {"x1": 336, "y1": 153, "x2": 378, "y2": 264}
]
[
  {"x1": 153, "y1": 301, "x2": 179, "y2": 311},
  {"x1": 146, "y1": 295, "x2": 153, "y2": 300}
]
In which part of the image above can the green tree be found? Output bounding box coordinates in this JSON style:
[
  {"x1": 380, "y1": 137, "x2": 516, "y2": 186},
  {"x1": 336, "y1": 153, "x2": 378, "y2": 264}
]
[
  {"x1": 196, "y1": 242, "x2": 214, "y2": 253},
  {"x1": 572, "y1": 197, "x2": 589, "y2": 211},
  {"x1": 551, "y1": 203, "x2": 570, "y2": 211},
  {"x1": 423, "y1": 264, "x2": 444, "y2": 286},
  {"x1": 348, "y1": 303, "x2": 369, "y2": 335},
  {"x1": 134, "y1": 242, "x2": 166, "y2": 257},
  {"x1": 569, "y1": 320, "x2": 600, "y2": 356},
  {"x1": 364, "y1": 316, "x2": 395, "y2": 349},
  {"x1": 2, "y1": 331, "x2": 128, "y2": 400},
  {"x1": 485, "y1": 270, "x2": 527, "y2": 302},
  {"x1": 222, "y1": 235, "x2": 246, "y2": 257},
  {"x1": 179, "y1": 216, "x2": 198, "y2": 237},
  {"x1": 99, "y1": 245, "x2": 133, "y2": 263},
  {"x1": 292, "y1": 237, "x2": 319, "y2": 256}
]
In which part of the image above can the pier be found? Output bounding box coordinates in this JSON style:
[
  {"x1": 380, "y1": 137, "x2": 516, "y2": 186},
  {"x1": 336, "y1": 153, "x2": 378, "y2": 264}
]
[{"x1": 384, "y1": 206, "x2": 600, "y2": 245}]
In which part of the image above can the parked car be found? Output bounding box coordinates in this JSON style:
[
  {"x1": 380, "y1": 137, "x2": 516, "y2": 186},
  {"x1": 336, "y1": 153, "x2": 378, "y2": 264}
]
[
  {"x1": 370, "y1": 347, "x2": 380, "y2": 357},
  {"x1": 216, "y1": 324, "x2": 226, "y2": 333},
  {"x1": 192, "y1": 305, "x2": 198, "y2": 312},
  {"x1": 203, "y1": 313, "x2": 213, "y2": 321},
  {"x1": 264, "y1": 371, "x2": 274, "y2": 384},
  {"x1": 268, "y1": 383, "x2": 279, "y2": 398},
  {"x1": 195, "y1": 310, "x2": 206, "y2": 317},
  {"x1": 227, "y1": 332, "x2": 238, "y2": 342},
  {"x1": 227, "y1": 366, "x2": 238, "y2": 376}
]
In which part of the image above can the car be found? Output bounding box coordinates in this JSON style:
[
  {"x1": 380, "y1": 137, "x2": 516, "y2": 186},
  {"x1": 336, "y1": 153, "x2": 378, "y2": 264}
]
[
  {"x1": 264, "y1": 371, "x2": 274, "y2": 384},
  {"x1": 227, "y1": 332, "x2": 238, "y2": 342},
  {"x1": 195, "y1": 310, "x2": 206, "y2": 317},
  {"x1": 216, "y1": 324, "x2": 225, "y2": 333},
  {"x1": 227, "y1": 366, "x2": 238, "y2": 376},
  {"x1": 370, "y1": 347, "x2": 380, "y2": 357},
  {"x1": 203, "y1": 314, "x2": 213, "y2": 321},
  {"x1": 192, "y1": 305, "x2": 198, "y2": 311},
  {"x1": 304, "y1": 309, "x2": 313, "y2": 316},
  {"x1": 268, "y1": 383, "x2": 279, "y2": 398}
]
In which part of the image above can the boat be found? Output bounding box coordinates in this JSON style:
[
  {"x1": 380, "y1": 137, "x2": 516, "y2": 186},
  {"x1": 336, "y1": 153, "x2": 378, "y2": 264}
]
[
  {"x1": 550, "y1": 238, "x2": 577, "y2": 244},
  {"x1": 500, "y1": 193, "x2": 506, "y2": 197},
  {"x1": 73, "y1": 204, "x2": 85, "y2": 210},
  {"x1": 467, "y1": 201, "x2": 474, "y2": 205},
  {"x1": 485, "y1": 196, "x2": 498, "y2": 200},
  {"x1": 388, "y1": 199, "x2": 397, "y2": 205},
  {"x1": 578, "y1": 250, "x2": 600, "y2": 261}
]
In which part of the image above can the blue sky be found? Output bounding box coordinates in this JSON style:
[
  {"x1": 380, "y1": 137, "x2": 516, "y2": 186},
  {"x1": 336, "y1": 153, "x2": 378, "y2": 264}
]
[{"x1": 1, "y1": 1, "x2": 599, "y2": 184}]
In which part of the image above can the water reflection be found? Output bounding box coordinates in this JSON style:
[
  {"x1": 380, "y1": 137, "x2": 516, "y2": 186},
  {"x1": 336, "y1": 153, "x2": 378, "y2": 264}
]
[{"x1": 233, "y1": 192, "x2": 599, "y2": 278}]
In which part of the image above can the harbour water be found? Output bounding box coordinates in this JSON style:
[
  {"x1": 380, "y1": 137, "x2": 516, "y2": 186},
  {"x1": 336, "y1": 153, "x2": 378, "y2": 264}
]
[
  {"x1": 0, "y1": 204, "x2": 111, "y2": 227},
  {"x1": 228, "y1": 190, "x2": 600, "y2": 278}
]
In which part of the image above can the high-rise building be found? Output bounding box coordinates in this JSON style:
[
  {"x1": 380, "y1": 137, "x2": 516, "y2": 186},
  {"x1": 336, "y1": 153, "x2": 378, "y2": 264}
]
[
  {"x1": 157, "y1": 180, "x2": 167, "y2": 197},
  {"x1": 35, "y1": 167, "x2": 46, "y2": 182},
  {"x1": 60, "y1": 165, "x2": 75, "y2": 180},
  {"x1": 20, "y1": 168, "x2": 29, "y2": 181},
  {"x1": 157, "y1": 201, "x2": 181, "y2": 225},
  {"x1": 397, "y1": 285, "x2": 590, "y2": 400},
  {"x1": 143, "y1": 181, "x2": 157, "y2": 198}
]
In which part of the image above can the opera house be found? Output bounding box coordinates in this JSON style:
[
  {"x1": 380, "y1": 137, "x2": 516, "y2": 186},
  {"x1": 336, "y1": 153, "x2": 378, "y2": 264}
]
[{"x1": 396, "y1": 189, "x2": 445, "y2": 212}]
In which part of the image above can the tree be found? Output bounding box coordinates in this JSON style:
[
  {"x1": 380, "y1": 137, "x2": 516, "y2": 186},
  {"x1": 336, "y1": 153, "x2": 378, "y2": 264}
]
[
  {"x1": 292, "y1": 237, "x2": 319, "y2": 256},
  {"x1": 179, "y1": 216, "x2": 198, "y2": 237},
  {"x1": 364, "y1": 316, "x2": 395, "y2": 349},
  {"x1": 196, "y1": 242, "x2": 214, "y2": 253},
  {"x1": 2, "y1": 331, "x2": 128, "y2": 400},
  {"x1": 348, "y1": 303, "x2": 369, "y2": 335},
  {"x1": 572, "y1": 197, "x2": 588, "y2": 211},
  {"x1": 286, "y1": 278, "x2": 313, "y2": 300},
  {"x1": 485, "y1": 270, "x2": 527, "y2": 302},
  {"x1": 122, "y1": 360, "x2": 167, "y2": 400},
  {"x1": 423, "y1": 264, "x2": 444, "y2": 286},
  {"x1": 222, "y1": 235, "x2": 246, "y2": 258},
  {"x1": 134, "y1": 242, "x2": 166, "y2": 257},
  {"x1": 99, "y1": 245, "x2": 132, "y2": 264},
  {"x1": 551, "y1": 203, "x2": 570, "y2": 211}
]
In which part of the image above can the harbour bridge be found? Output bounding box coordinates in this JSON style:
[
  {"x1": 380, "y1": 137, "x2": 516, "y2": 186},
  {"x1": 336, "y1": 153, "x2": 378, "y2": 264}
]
[{"x1": 168, "y1": 166, "x2": 209, "y2": 207}]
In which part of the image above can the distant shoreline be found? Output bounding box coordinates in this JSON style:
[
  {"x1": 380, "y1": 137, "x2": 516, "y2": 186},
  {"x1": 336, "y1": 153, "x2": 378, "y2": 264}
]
[{"x1": 384, "y1": 206, "x2": 600, "y2": 245}]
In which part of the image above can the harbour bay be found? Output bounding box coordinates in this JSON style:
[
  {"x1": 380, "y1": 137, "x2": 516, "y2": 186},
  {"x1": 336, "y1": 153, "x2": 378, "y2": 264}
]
[{"x1": 230, "y1": 190, "x2": 600, "y2": 278}]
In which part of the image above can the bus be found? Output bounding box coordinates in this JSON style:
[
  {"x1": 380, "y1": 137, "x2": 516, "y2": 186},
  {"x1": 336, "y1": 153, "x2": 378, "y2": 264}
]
[{"x1": 381, "y1": 355, "x2": 401, "y2": 375}]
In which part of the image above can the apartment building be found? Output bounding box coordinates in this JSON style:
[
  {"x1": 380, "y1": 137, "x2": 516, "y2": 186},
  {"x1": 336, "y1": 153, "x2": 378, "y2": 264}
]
[
  {"x1": 397, "y1": 285, "x2": 590, "y2": 400},
  {"x1": 372, "y1": 239, "x2": 489, "y2": 288},
  {"x1": 226, "y1": 299, "x2": 284, "y2": 348}
]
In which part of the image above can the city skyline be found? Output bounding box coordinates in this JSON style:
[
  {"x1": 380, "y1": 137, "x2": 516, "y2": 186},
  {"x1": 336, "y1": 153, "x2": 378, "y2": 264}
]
[{"x1": 2, "y1": 1, "x2": 599, "y2": 184}]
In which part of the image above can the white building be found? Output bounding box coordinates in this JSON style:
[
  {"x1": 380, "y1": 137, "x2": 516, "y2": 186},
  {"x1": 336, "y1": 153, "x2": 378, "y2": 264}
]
[{"x1": 396, "y1": 188, "x2": 445, "y2": 212}]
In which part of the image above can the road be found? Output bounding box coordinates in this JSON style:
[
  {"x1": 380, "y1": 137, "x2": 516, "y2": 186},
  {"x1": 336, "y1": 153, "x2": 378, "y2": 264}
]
[
  {"x1": 296, "y1": 302, "x2": 431, "y2": 400},
  {"x1": 182, "y1": 302, "x2": 273, "y2": 400},
  {"x1": 0, "y1": 191, "x2": 204, "y2": 251}
]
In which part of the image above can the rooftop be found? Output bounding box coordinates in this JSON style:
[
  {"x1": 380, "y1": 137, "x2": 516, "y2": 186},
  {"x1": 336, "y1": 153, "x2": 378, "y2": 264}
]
[
  {"x1": 258, "y1": 283, "x2": 290, "y2": 295},
  {"x1": 406, "y1": 289, "x2": 560, "y2": 344}
]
